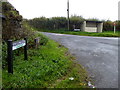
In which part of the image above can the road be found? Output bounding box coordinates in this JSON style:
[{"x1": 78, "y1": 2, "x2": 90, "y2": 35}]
[{"x1": 41, "y1": 32, "x2": 118, "y2": 88}]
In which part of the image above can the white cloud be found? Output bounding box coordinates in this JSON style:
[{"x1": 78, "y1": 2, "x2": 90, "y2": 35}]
[
  {"x1": 118, "y1": 1, "x2": 120, "y2": 20},
  {"x1": 8, "y1": 0, "x2": 119, "y2": 21}
]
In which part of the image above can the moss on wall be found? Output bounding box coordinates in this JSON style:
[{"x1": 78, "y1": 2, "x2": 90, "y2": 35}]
[{"x1": 2, "y1": 2, "x2": 23, "y2": 40}]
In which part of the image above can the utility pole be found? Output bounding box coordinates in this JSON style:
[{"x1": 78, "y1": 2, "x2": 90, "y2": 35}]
[{"x1": 67, "y1": 0, "x2": 70, "y2": 30}]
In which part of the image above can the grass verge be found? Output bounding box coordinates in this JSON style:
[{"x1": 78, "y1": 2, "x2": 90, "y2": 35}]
[
  {"x1": 37, "y1": 29, "x2": 119, "y2": 37},
  {"x1": 2, "y1": 33, "x2": 90, "y2": 88}
]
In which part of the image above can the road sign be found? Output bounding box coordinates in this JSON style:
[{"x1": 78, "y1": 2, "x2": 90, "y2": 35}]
[
  {"x1": 113, "y1": 22, "x2": 116, "y2": 33},
  {"x1": 12, "y1": 40, "x2": 26, "y2": 50},
  {"x1": 7, "y1": 38, "x2": 28, "y2": 74}
]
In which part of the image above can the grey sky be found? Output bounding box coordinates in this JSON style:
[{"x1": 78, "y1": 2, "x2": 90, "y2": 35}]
[
  {"x1": 8, "y1": 0, "x2": 119, "y2": 21},
  {"x1": 118, "y1": 1, "x2": 120, "y2": 20}
]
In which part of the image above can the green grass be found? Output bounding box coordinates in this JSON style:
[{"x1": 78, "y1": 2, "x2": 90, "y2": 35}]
[
  {"x1": 2, "y1": 33, "x2": 90, "y2": 88},
  {"x1": 37, "y1": 29, "x2": 120, "y2": 37}
]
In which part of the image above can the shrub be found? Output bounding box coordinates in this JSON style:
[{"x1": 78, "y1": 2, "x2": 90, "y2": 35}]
[
  {"x1": 38, "y1": 34, "x2": 48, "y2": 46},
  {"x1": 2, "y1": 41, "x2": 7, "y2": 69}
]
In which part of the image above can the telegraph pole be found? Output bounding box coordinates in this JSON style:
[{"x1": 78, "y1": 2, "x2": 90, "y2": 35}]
[{"x1": 67, "y1": 0, "x2": 70, "y2": 30}]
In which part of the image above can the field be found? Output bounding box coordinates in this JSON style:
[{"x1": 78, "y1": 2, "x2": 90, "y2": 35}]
[{"x1": 37, "y1": 29, "x2": 120, "y2": 37}]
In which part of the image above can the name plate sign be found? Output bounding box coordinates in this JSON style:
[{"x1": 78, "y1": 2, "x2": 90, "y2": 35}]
[
  {"x1": 12, "y1": 40, "x2": 26, "y2": 50},
  {"x1": 7, "y1": 38, "x2": 28, "y2": 74}
]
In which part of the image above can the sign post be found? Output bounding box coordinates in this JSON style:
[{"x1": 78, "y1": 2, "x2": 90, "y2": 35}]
[
  {"x1": 7, "y1": 38, "x2": 27, "y2": 74},
  {"x1": 7, "y1": 40, "x2": 13, "y2": 74},
  {"x1": 114, "y1": 22, "x2": 116, "y2": 33}
]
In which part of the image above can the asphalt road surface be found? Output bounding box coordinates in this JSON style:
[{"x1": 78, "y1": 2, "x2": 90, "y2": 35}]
[{"x1": 41, "y1": 32, "x2": 118, "y2": 88}]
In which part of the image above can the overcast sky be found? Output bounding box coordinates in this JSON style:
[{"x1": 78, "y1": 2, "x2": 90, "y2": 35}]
[{"x1": 8, "y1": 0, "x2": 119, "y2": 21}]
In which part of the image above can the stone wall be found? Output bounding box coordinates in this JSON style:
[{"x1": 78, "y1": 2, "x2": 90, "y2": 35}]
[{"x1": 2, "y1": 2, "x2": 23, "y2": 40}]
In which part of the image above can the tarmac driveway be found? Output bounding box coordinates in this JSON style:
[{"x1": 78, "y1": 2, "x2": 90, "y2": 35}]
[{"x1": 41, "y1": 32, "x2": 118, "y2": 88}]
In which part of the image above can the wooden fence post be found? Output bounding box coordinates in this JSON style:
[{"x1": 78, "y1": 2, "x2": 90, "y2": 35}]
[{"x1": 34, "y1": 37, "x2": 40, "y2": 49}]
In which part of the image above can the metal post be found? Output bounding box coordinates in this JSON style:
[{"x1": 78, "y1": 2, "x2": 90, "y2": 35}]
[
  {"x1": 24, "y1": 38, "x2": 28, "y2": 60},
  {"x1": 34, "y1": 38, "x2": 38, "y2": 49},
  {"x1": 34, "y1": 38, "x2": 37, "y2": 48},
  {"x1": 7, "y1": 40, "x2": 13, "y2": 74},
  {"x1": 114, "y1": 23, "x2": 116, "y2": 33}
]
